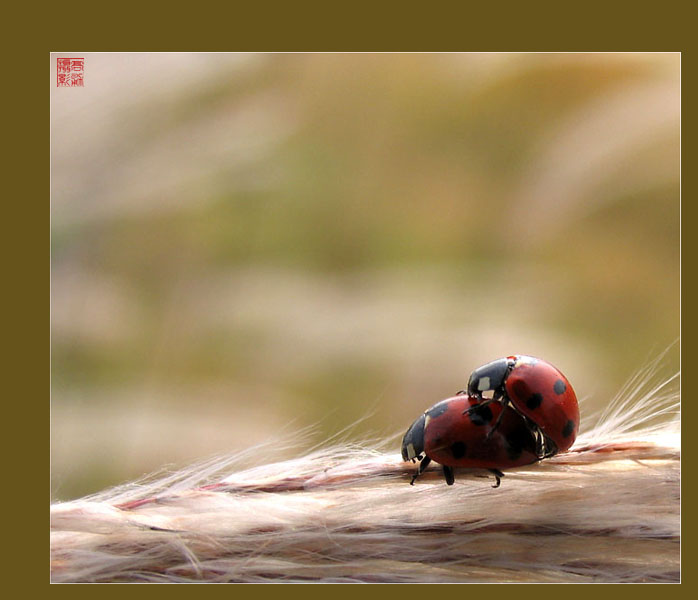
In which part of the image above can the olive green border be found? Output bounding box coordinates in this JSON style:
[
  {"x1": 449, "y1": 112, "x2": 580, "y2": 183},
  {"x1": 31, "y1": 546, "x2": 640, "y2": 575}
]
[{"x1": 15, "y1": 0, "x2": 689, "y2": 594}]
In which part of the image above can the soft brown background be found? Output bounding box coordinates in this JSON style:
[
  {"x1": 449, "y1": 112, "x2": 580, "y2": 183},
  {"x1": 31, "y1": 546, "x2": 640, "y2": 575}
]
[{"x1": 51, "y1": 53, "x2": 679, "y2": 500}]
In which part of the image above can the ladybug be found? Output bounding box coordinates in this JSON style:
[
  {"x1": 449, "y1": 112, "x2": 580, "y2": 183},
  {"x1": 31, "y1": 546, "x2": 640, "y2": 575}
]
[
  {"x1": 465, "y1": 355, "x2": 579, "y2": 454},
  {"x1": 401, "y1": 394, "x2": 545, "y2": 486}
]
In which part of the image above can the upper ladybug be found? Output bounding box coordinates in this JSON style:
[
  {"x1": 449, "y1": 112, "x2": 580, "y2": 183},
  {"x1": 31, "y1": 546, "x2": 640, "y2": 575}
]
[{"x1": 466, "y1": 355, "x2": 579, "y2": 453}]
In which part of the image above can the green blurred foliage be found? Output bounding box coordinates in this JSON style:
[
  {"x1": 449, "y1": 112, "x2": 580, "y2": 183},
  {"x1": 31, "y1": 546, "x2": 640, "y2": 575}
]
[{"x1": 51, "y1": 54, "x2": 679, "y2": 500}]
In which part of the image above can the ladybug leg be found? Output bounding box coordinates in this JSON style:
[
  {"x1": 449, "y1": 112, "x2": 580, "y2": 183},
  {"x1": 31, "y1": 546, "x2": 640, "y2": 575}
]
[
  {"x1": 442, "y1": 465, "x2": 455, "y2": 486},
  {"x1": 463, "y1": 395, "x2": 494, "y2": 415},
  {"x1": 534, "y1": 427, "x2": 557, "y2": 459},
  {"x1": 464, "y1": 388, "x2": 505, "y2": 416},
  {"x1": 534, "y1": 427, "x2": 545, "y2": 457},
  {"x1": 489, "y1": 469, "x2": 504, "y2": 488},
  {"x1": 484, "y1": 392, "x2": 509, "y2": 440},
  {"x1": 485, "y1": 409, "x2": 505, "y2": 439},
  {"x1": 410, "y1": 455, "x2": 431, "y2": 485}
]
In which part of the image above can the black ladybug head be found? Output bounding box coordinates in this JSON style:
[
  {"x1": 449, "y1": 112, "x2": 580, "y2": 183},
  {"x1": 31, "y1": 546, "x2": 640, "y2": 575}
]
[
  {"x1": 467, "y1": 357, "x2": 514, "y2": 397},
  {"x1": 401, "y1": 413, "x2": 426, "y2": 461}
]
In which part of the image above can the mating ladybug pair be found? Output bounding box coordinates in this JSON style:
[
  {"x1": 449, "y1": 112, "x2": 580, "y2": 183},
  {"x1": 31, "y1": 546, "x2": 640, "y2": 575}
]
[{"x1": 401, "y1": 355, "x2": 579, "y2": 487}]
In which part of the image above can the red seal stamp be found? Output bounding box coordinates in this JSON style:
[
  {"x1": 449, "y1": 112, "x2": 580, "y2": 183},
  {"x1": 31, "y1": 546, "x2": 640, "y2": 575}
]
[{"x1": 57, "y1": 58, "x2": 84, "y2": 87}]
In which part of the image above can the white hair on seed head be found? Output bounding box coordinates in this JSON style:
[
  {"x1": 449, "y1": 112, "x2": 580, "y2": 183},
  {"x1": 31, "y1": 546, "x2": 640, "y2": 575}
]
[{"x1": 51, "y1": 355, "x2": 680, "y2": 583}]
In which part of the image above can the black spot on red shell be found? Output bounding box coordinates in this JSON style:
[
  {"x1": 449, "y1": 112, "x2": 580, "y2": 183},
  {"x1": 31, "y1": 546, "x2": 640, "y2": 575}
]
[
  {"x1": 503, "y1": 422, "x2": 538, "y2": 461},
  {"x1": 450, "y1": 441, "x2": 467, "y2": 459},
  {"x1": 562, "y1": 419, "x2": 575, "y2": 438},
  {"x1": 554, "y1": 379, "x2": 567, "y2": 395},
  {"x1": 468, "y1": 404, "x2": 493, "y2": 426},
  {"x1": 504, "y1": 427, "x2": 528, "y2": 460},
  {"x1": 526, "y1": 393, "x2": 543, "y2": 410}
]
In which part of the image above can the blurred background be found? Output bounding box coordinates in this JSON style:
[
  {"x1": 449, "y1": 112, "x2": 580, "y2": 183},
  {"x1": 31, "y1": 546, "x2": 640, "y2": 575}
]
[{"x1": 51, "y1": 53, "x2": 679, "y2": 501}]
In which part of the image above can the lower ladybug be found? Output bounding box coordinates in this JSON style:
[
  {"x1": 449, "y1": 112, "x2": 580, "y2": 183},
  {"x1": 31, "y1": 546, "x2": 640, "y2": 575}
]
[
  {"x1": 465, "y1": 355, "x2": 579, "y2": 454},
  {"x1": 401, "y1": 394, "x2": 545, "y2": 486}
]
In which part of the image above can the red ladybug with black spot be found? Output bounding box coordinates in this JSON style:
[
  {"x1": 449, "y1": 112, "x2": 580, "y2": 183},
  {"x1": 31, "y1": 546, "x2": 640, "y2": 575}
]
[
  {"x1": 401, "y1": 394, "x2": 545, "y2": 487},
  {"x1": 465, "y1": 355, "x2": 579, "y2": 454}
]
